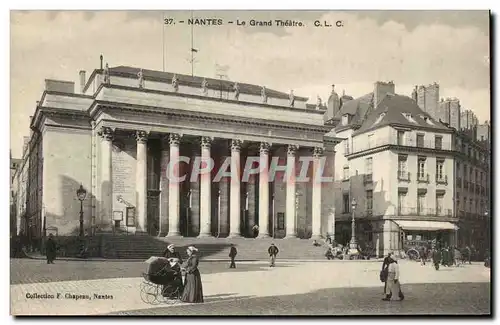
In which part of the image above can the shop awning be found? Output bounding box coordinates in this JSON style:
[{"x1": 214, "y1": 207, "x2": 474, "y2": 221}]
[{"x1": 394, "y1": 220, "x2": 459, "y2": 231}]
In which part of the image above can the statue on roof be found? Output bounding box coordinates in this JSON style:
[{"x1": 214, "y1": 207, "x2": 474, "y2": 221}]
[
  {"x1": 261, "y1": 86, "x2": 267, "y2": 103},
  {"x1": 171, "y1": 74, "x2": 179, "y2": 92},
  {"x1": 137, "y1": 69, "x2": 144, "y2": 88},
  {"x1": 289, "y1": 90, "x2": 295, "y2": 107},
  {"x1": 233, "y1": 82, "x2": 240, "y2": 100},
  {"x1": 316, "y1": 95, "x2": 322, "y2": 110},
  {"x1": 201, "y1": 78, "x2": 209, "y2": 95},
  {"x1": 103, "y1": 63, "x2": 110, "y2": 84}
]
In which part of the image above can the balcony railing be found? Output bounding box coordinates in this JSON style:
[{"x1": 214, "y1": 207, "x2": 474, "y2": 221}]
[
  {"x1": 436, "y1": 175, "x2": 448, "y2": 185},
  {"x1": 398, "y1": 170, "x2": 411, "y2": 182},
  {"x1": 417, "y1": 173, "x2": 430, "y2": 183},
  {"x1": 363, "y1": 174, "x2": 373, "y2": 184},
  {"x1": 349, "y1": 136, "x2": 452, "y2": 155},
  {"x1": 398, "y1": 207, "x2": 453, "y2": 217}
]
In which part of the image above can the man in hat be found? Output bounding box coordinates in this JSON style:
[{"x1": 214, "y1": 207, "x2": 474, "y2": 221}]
[
  {"x1": 268, "y1": 243, "x2": 279, "y2": 267},
  {"x1": 229, "y1": 244, "x2": 237, "y2": 268}
]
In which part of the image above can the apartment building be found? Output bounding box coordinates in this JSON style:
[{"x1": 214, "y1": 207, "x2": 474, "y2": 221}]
[{"x1": 333, "y1": 81, "x2": 458, "y2": 257}]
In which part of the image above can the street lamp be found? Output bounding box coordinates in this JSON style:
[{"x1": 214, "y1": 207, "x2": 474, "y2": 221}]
[
  {"x1": 76, "y1": 184, "x2": 87, "y2": 237},
  {"x1": 349, "y1": 198, "x2": 359, "y2": 254}
]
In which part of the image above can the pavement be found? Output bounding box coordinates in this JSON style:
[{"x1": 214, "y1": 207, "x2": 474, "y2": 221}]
[{"x1": 10, "y1": 259, "x2": 491, "y2": 316}]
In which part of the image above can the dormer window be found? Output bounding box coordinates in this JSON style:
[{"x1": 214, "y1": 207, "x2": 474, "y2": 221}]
[
  {"x1": 342, "y1": 114, "x2": 351, "y2": 125},
  {"x1": 373, "y1": 112, "x2": 386, "y2": 125},
  {"x1": 402, "y1": 113, "x2": 417, "y2": 123},
  {"x1": 420, "y1": 114, "x2": 435, "y2": 125}
]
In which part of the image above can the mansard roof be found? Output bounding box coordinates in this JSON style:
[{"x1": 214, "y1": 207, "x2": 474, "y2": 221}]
[{"x1": 353, "y1": 94, "x2": 452, "y2": 135}]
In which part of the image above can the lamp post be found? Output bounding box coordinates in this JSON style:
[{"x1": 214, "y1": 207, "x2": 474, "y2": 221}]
[
  {"x1": 349, "y1": 198, "x2": 359, "y2": 254},
  {"x1": 76, "y1": 184, "x2": 87, "y2": 238}
]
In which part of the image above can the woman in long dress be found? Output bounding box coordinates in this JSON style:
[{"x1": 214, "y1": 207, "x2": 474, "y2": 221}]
[{"x1": 181, "y1": 246, "x2": 204, "y2": 303}]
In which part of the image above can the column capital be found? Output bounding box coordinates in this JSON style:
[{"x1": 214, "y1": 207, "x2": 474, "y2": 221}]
[
  {"x1": 313, "y1": 147, "x2": 324, "y2": 157},
  {"x1": 231, "y1": 139, "x2": 243, "y2": 152},
  {"x1": 260, "y1": 142, "x2": 271, "y2": 154},
  {"x1": 287, "y1": 144, "x2": 299, "y2": 156},
  {"x1": 136, "y1": 130, "x2": 149, "y2": 143},
  {"x1": 169, "y1": 133, "x2": 181, "y2": 146},
  {"x1": 201, "y1": 136, "x2": 213, "y2": 149},
  {"x1": 98, "y1": 126, "x2": 114, "y2": 141}
]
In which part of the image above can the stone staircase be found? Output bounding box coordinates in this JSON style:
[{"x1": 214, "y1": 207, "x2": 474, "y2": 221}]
[{"x1": 101, "y1": 235, "x2": 331, "y2": 260}]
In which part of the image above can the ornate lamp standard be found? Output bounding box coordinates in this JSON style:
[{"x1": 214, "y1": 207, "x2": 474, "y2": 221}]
[
  {"x1": 349, "y1": 198, "x2": 359, "y2": 255},
  {"x1": 76, "y1": 184, "x2": 87, "y2": 238}
]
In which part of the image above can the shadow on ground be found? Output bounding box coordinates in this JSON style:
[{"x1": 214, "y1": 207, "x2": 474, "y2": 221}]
[{"x1": 109, "y1": 282, "x2": 491, "y2": 316}]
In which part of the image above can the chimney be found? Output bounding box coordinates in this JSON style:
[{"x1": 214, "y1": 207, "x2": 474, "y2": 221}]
[
  {"x1": 374, "y1": 81, "x2": 396, "y2": 108},
  {"x1": 79, "y1": 70, "x2": 86, "y2": 93},
  {"x1": 100, "y1": 55, "x2": 103, "y2": 69}
]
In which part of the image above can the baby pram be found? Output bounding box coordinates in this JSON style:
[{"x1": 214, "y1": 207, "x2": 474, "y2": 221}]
[{"x1": 140, "y1": 256, "x2": 184, "y2": 305}]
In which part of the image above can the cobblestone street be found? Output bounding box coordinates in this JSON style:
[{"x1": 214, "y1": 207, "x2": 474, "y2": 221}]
[{"x1": 10, "y1": 258, "x2": 491, "y2": 315}]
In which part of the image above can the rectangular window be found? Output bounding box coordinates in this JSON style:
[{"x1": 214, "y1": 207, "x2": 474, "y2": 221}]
[
  {"x1": 436, "y1": 159, "x2": 445, "y2": 181},
  {"x1": 343, "y1": 194, "x2": 350, "y2": 213},
  {"x1": 469, "y1": 199, "x2": 473, "y2": 213},
  {"x1": 398, "y1": 192, "x2": 406, "y2": 214},
  {"x1": 344, "y1": 140, "x2": 350, "y2": 154},
  {"x1": 417, "y1": 194, "x2": 426, "y2": 215},
  {"x1": 367, "y1": 134, "x2": 374, "y2": 148},
  {"x1": 417, "y1": 134, "x2": 425, "y2": 147},
  {"x1": 436, "y1": 194, "x2": 444, "y2": 215},
  {"x1": 366, "y1": 190, "x2": 373, "y2": 212},
  {"x1": 418, "y1": 158, "x2": 426, "y2": 179},
  {"x1": 464, "y1": 165, "x2": 468, "y2": 181},
  {"x1": 397, "y1": 131, "x2": 405, "y2": 145},
  {"x1": 365, "y1": 157, "x2": 373, "y2": 175},
  {"x1": 463, "y1": 197, "x2": 467, "y2": 211},
  {"x1": 343, "y1": 167, "x2": 349, "y2": 181},
  {"x1": 435, "y1": 136, "x2": 443, "y2": 150}
]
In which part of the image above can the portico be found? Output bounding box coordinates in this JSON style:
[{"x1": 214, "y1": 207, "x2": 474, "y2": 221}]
[{"x1": 32, "y1": 65, "x2": 342, "y2": 239}]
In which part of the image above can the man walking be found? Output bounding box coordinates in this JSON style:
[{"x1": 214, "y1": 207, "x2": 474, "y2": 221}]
[
  {"x1": 45, "y1": 234, "x2": 57, "y2": 264},
  {"x1": 382, "y1": 254, "x2": 405, "y2": 301},
  {"x1": 268, "y1": 243, "x2": 279, "y2": 267},
  {"x1": 229, "y1": 244, "x2": 237, "y2": 268}
]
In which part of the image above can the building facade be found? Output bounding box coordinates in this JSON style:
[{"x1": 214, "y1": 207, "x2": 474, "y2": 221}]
[
  {"x1": 25, "y1": 65, "x2": 342, "y2": 241},
  {"x1": 334, "y1": 81, "x2": 461, "y2": 257}
]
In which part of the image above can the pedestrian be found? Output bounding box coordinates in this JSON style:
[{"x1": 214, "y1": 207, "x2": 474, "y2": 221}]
[
  {"x1": 432, "y1": 248, "x2": 441, "y2": 270},
  {"x1": 252, "y1": 224, "x2": 259, "y2": 238},
  {"x1": 420, "y1": 246, "x2": 428, "y2": 266},
  {"x1": 325, "y1": 234, "x2": 332, "y2": 244},
  {"x1": 229, "y1": 244, "x2": 237, "y2": 268},
  {"x1": 382, "y1": 254, "x2": 405, "y2": 301},
  {"x1": 45, "y1": 234, "x2": 57, "y2": 264},
  {"x1": 268, "y1": 243, "x2": 279, "y2": 267},
  {"x1": 380, "y1": 252, "x2": 392, "y2": 294},
  {"x1": 180, "y1": 246, "x2": 204, "y2": 303}
]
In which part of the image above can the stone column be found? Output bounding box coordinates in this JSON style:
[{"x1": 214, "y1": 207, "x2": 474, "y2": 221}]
[
  {"x1": 285, "y1": 144, "x2": 298, "y2": 238},
  {"x1": 311, "y1": 147, "x2": 323, "y2": 239},
  {"x1": 198, "y1": 136, "x2": 213, "y2": 237},
  {"x1": 258, "y1": 142, "x2": 271, "y2": 238},
  {"x1": 98, "y1": 126, "x2": 113, "y2": 230},
  {"x1": 167, "y1": 133, "x2": 181, "y2": 237},
  {"x1": 158, "y1": 137, "x2": 169, "y2": 236},
  {"x1": 229, "y1": 139, "x2": 243, "y2": 237},
  {"x1": 135, "y1": 131, "x2": 148, "y2": 232}
]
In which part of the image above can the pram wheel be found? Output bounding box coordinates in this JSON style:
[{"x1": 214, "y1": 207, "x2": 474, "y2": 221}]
[
  {"x1": 140, "y1": 281, "x2": 162, "y2": 305},
  {"x1": 161, "y1": 284, "x2": 182, "y2": 304}
]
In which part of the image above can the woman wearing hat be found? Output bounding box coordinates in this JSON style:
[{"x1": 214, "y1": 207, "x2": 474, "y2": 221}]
[
  {"x1": 181, "y1": 246, "x2": 204, "y2": 303},
  {"x1": 383, "y1": 254, "x2": 405, "y2": 301},
  {"x1": 163, "y1": 244, "x2": 183, "y2": 264}
]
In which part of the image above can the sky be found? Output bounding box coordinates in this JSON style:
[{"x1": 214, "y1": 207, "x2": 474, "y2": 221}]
[{"x1": 10, "y1": 10, "x2": 490, "y2": 158}]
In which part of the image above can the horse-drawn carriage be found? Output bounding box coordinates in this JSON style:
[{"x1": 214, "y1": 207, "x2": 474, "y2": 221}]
[
  {"x1": 140, "y1": 256, "x2": 184, "y2": 305},
  {"x1": 403, "y1": 239, "x2": 432, "y2": 261}
]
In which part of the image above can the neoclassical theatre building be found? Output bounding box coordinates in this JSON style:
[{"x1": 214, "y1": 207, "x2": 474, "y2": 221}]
[{"x1": 27, "y1": 65, "x2": 344, "y2": 240}]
